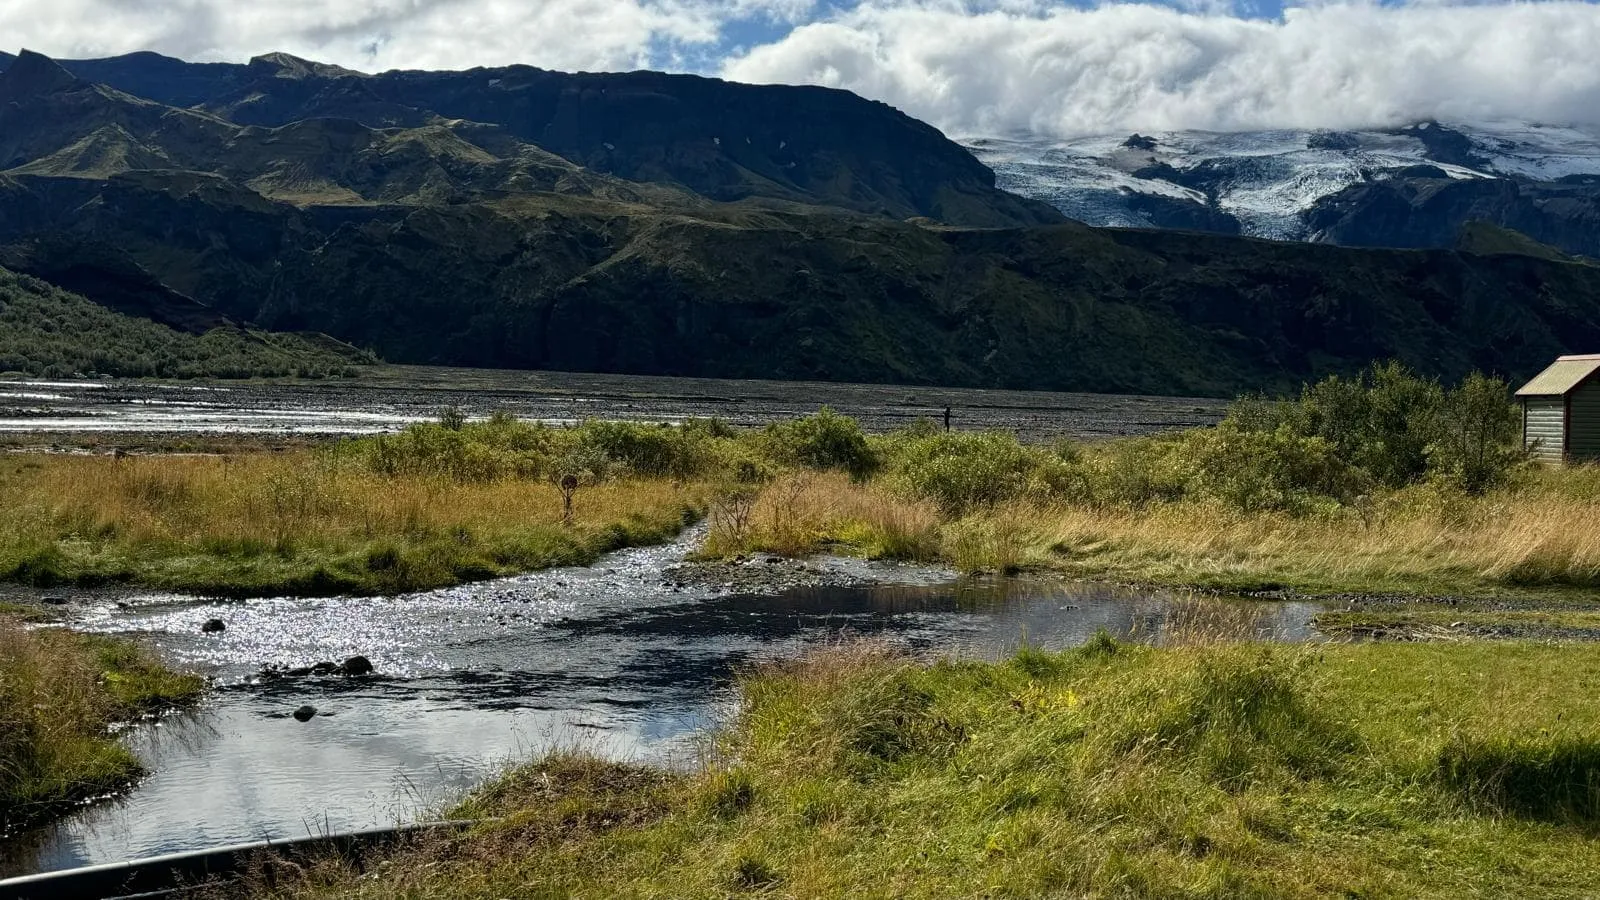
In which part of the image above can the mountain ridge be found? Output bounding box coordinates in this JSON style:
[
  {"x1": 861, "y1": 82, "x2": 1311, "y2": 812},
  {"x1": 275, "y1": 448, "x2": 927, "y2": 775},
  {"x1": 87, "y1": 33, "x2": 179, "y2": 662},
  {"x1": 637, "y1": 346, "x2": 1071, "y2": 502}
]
[
  {"x1": 6, "y1": 49, "x2": 1600, "y2": 395},
  {"x1": 3, "y1": 49, "x2": 1062, "y2": 228}
]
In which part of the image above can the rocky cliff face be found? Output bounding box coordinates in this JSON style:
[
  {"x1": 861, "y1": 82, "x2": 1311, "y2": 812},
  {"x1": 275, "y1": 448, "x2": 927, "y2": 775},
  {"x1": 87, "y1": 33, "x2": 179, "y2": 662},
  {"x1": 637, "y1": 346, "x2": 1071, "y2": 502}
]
[{"x1": 1305, "y1": 174, "x2": 1600, "y2": 257}]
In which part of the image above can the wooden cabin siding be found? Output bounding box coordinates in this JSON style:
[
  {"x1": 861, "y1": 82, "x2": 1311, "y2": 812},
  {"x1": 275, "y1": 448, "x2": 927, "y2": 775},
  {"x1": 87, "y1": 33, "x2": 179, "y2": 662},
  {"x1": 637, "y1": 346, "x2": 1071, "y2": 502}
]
[
  {"x1": 1524, "y1": 397, "x2": 1566, "y2": 463},
  {"x1": 1570, "y1": 381, "x2": 1600, "y2": 462}
]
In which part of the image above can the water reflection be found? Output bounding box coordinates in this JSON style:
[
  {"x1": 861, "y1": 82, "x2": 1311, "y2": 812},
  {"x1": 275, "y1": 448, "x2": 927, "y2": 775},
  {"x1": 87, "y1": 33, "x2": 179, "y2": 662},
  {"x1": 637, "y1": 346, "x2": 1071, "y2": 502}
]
[{"x1": 3, "y1": 534, "x2": 1321, "y2": 877}]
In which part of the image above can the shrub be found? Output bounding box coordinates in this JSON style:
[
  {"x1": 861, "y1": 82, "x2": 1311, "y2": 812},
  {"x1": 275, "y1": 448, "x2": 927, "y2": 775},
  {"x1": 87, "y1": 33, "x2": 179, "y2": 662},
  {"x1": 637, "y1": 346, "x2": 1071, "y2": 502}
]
[
  {"x1": 1225, "y1": 362, "x2": 1525, "y2": 500},
  {"x1": 886, "y1": 431, "x2": 1039, "y2": 514},
  {"x1": 578, "y1": 420, "x2": 712, "y2": 479},
  {"x1": 1429, "y1": 371, "x2": 1525, "y2": 494},
  {"x1": 1230, "y1": 361, "x2": 1446, "y2": 489},
  {"x1": 1173, "y1": 423, "x2": 1366, "y2": 513},
  {"x1": 760, "y1": 408, "x2": 877, "y2": 479}
]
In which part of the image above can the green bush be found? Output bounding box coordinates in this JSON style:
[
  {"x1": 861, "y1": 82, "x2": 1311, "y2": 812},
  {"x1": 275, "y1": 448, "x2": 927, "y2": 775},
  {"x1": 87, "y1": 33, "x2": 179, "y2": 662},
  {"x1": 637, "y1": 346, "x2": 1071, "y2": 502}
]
[
  {"x1": 1173, "y1": 423, "x2": 1366, "y2": 514},
  {"x1": 886, "y1": 431, "x2": 1040, "y2": 514},
  {"x1": 579, "y1": 420, "x2": 713, "y2": 479},
  {"x1": 1230, "y1": 361, "x2": 1443, "y2": 488},
  {"x1": 759, "y1": 408, "x2": 877, "y2": 479},
  {"x1": 1429, "y1": 372, "x2": 1525, "y2": 494},
  {"x1": 1227, "y1": 362, "x2": 1525, "y2": 499}
]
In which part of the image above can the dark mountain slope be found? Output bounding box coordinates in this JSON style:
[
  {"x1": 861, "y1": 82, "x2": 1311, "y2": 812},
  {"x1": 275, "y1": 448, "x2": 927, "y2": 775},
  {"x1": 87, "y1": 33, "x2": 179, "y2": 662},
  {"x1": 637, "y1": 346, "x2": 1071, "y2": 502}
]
[
  {"x1": 5, "y1": 157, "x2": 1597, "y2": 395},
  {"x1": 0, "y1": 51, "x2": 671, "y2": 208},
  {"x1": 24, "y1": 50, "x2": 1062, "y2": 227},
  {"x1": 5, "y1": 48, "x2": 1600, "y2": 395},
  {"x1": 1307, "y1": 172, "x2": 1600, "y2": 258}
]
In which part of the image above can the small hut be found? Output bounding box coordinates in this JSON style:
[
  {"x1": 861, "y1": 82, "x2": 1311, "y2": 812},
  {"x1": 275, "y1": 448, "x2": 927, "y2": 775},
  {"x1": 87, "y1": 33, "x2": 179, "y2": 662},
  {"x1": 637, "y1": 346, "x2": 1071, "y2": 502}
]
[{"x1": 1515, "y1": 355, "x2": 1600, "y2": 464}]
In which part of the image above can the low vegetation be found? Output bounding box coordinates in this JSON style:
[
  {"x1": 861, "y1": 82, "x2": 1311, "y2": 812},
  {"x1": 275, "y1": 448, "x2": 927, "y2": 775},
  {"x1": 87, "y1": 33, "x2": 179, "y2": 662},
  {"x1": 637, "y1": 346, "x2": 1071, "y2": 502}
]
[
  {"x1": 0, "y1": 362, "x2": 1583, "y2": 600},
  {"x1": 0, "y1": 421, "x2": 715, "y2": 596},
  {"x1": 250, "y1": 637, "x2": 1600, "y2": 898},
  {"x1": 0, "y1": 266, "x2": 368, "y2": 379},
  {"x1": 693, "y1": 363, "x2": 1600, "y2": 600},
  {"x1": 0, "y1": 616, "x2": 202, "y2": 832}
]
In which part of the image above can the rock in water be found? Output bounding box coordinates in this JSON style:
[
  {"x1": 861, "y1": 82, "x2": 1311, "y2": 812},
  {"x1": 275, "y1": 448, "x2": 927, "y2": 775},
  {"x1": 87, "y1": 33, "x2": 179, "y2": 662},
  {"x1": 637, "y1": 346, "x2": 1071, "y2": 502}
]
[
  {"x1": 201, "y1": 618, "x2": 226, "y2": 633},
  {"x1": 292, "y1": 705, "x2": 317, "y2": 722},
  {"x1": 339, "y1": 655, "x2": 374, "y2": 676}
]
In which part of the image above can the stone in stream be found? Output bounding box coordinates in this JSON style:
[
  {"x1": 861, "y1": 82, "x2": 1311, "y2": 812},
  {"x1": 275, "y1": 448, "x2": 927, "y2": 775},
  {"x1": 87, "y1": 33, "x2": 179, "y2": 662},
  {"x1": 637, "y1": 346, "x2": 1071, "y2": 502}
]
[
  {"x1": 338, "y1": 655, "x2": 374, "y2": 676},
  {"x1": 260, "y1": 658, "x2": 372, "y2": 679},
  {"x1": 292, "y1": 705, "x2": 317, "y2": 722},
  {"x1": 201, "y1": 618, "x2": 226, "y2": 633}
]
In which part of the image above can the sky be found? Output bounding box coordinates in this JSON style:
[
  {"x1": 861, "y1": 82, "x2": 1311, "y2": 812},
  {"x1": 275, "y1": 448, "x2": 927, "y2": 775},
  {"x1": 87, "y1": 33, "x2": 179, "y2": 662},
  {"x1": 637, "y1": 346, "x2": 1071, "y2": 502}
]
[{"x1": 4, "y1": 0, "x2": 1600, "y2": 139}]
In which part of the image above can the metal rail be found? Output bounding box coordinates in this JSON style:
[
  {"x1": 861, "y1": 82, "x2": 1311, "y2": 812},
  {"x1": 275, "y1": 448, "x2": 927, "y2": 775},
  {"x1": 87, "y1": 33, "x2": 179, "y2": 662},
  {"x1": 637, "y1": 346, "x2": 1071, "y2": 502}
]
[{"x1": 0, "y1": 819, "x2": 487, "y2": 900}]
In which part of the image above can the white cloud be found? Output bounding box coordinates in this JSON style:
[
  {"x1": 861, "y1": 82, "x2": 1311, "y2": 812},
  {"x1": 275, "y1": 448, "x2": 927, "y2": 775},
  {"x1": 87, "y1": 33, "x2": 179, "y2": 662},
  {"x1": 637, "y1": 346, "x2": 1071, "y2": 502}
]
[
  {"x1": 723, "y1": 1, "x2": 1600, "y2": 137},
  {"x1": 0, "y1": 0, "x2": 753, "y2": 72},
  {"x1": 3, "y1": 0, "x2": 1600, "y2": 136}
]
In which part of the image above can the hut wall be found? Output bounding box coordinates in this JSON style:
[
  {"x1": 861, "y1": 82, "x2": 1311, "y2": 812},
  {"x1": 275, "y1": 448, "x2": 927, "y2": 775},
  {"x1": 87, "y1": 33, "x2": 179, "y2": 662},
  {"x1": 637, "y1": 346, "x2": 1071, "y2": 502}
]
[
  {"x1": 1569, "y1": 380, "x2": 1600, "y2": 462},
  {"x1": 1524, "y1": 397, "x2": 1566, "y2": 463}
]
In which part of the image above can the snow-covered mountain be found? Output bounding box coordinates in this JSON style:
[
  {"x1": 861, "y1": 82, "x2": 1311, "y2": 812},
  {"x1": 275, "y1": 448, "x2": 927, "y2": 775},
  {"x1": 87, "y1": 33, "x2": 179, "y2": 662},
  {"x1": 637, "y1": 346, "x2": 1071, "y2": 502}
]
[{"x1": 964, "y1": 122, "x2": 1600, "y2": 254}]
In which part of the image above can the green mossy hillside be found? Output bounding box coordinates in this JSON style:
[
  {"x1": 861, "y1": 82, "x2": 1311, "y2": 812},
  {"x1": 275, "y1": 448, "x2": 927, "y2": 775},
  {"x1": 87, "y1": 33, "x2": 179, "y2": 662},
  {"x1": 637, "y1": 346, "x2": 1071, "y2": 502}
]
[{"x1": 0, "y1": 266, "x2": 368, "y2": 379}]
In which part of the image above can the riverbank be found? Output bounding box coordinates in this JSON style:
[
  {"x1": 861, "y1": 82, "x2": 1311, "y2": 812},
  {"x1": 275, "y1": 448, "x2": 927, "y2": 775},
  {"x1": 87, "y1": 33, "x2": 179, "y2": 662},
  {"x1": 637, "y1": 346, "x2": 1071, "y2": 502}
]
[
  {"x1": 688, "y1": 367, "x2": 1600, "y2": 625},
  {"x1": 702, "y1": 469, "x2": 1600, "y2": 603},
  {"x1": 246, "y1": 638, "x2": 1600, "y2": 898},
  {"x1": 0, "y1": 615, "x2": 203, "y2": 834},
  {"x1": 0, "y1": 450, "x2": 709, "y2": 598}
]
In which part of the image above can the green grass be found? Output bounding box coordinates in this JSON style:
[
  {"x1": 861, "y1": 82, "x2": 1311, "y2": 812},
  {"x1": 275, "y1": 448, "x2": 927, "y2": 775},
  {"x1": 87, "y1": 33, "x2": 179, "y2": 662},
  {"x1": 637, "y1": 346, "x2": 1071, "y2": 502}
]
[
  {"x1": 0, "y1": 618, "x2": 203, "y2": 831},
  {"x1": 1315, "y1": 604, "x2": 1600, "y2": 638},
  {"x1": 250, "y1": 638, "x2": 1600, "y2": 898}
]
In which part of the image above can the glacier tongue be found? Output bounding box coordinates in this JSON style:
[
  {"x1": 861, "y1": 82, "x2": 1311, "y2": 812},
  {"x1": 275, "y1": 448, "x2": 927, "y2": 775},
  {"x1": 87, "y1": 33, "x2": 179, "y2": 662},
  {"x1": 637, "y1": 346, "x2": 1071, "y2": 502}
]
[{"x1": 964, "y1": 121, "x2": 1600, "y2": 240}]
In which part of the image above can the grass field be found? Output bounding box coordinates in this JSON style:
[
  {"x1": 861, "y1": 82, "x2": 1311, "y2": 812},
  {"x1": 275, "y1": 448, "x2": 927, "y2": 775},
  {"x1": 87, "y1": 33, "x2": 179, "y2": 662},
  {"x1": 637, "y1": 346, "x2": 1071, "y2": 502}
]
[
  {"x1": 0, "y1": 616, "x2": 202, "y2": 831},
  {"x1": 246, "y1": 637, "x2": 1600, "y2": 898},
  {"x1": 0, "y1": 452, "x2": 708, "y2": 597},
  {"x1": 701, "y1": 468, "x2": 1600, "y2": 600}
]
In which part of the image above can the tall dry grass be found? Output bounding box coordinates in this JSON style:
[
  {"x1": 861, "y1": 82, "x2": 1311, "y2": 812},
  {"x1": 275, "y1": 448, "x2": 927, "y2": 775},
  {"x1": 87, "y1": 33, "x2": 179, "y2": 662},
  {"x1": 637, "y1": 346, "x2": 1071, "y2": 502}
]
[
  {"x1": 703, "y1": 471, "x2": 941, "y2": 561},
  {"x1": 1035, "y1": 486, "x2": 1600, "y2": 592},
  {"x1": 0, "y1": 617, "x2": 202, "y2": 829},
  {"x1": 706, "y1": 467, "x2": 1600, "y2": 594},
  {"x1": 0, "y1": 453, "x2": 708, "y2": 595}
]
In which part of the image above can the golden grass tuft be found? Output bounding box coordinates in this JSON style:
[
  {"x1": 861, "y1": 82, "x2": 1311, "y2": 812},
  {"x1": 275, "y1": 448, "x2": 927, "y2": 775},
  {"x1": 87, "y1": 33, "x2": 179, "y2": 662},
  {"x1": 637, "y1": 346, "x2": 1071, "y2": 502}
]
[
  {"x1": 704, "y1": 465, "x2": 1600, "y2": 596},
  {"x1": 0, "y1": 452, "x2": 709, "y2": 596},
  {"x1": 704, "y1": 472, "x2": 940, "y2": 561},
  {"x1": 0, "y1": 617, "x2": 202, "y2": 830}
]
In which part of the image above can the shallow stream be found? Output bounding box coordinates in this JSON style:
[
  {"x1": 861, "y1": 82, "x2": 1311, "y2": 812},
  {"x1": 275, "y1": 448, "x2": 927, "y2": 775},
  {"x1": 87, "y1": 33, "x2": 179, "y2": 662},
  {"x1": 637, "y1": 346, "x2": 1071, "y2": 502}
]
[{"x1": 2, "y1": 529, "x2": 1322, "y2": 877}]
